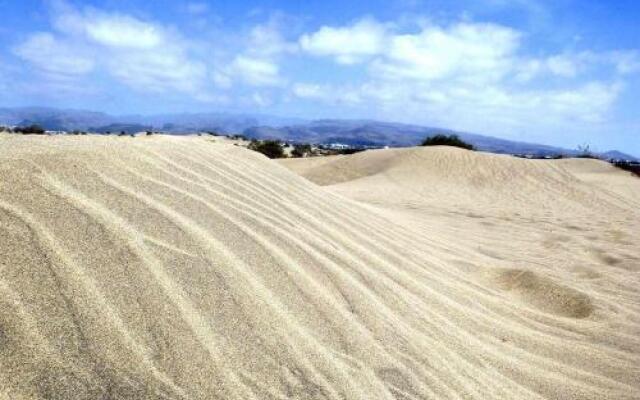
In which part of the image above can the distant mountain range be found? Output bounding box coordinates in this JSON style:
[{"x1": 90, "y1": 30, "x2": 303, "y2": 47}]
[
  {"x1": 0, "y1": 107, "x2": 302, "y2": 133},
  {"x1": 1, "y1": 106, "x2": 637, "y2": 161},
  {"x1": 244, "y1": 120, "x2": 598, "y2": 158}
]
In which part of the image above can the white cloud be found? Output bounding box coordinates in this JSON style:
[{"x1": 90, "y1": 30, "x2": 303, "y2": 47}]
[
  {"x1": 295, "y1": 19, "x2": 638, "y2": 138},
  {"x1": 375, "y1": 22, "x2": 520, "y2": 83},
  {"x1": 296, "y1": 79, "x2": 621, "y2": 137},
  {"x1": 221, "y1": 17, "x2": 295, "y2": 88},
  {"x1": 300, "y1": 19, "x2": 387, "y2": 64},
  {"x1": 49, "y1": 5, "x2": 166, "y2": 50},
  {"x1": 607, "y1": 51, "x2": 640, "y2": 75},
  {"x1": 14, "y1": 32, "x2": 95, "y2": 77},
  {"x1": 107, "y1": 52, "x2": 206, "y2": 93},
  {"x1": 229, "y1": 56, "x2": 282, "y2": 87},
  {"x1": 545, "y1": 55, "x2": 578, "y2": 77},
  {"x1": 247, "y1": 20, "x2": 298, "y2": 57},
  {"x1": 84, "y1": 15, "x2": 164, "y2": 49},
  {"x1": 14, "y1": 4, "x2": 211, "y2": 96},
  {"x1": 292, "y1": 83, "x2": 326, "y2": 99},
  {"x1": 515, "y1": 51, "x2": 640, "y2": 82},
  {"x1": 14, "y1": 4, "x2": 305, "y2": 97},
  {"x1": 292, "y1": 82, "x2": 363, "y2": 105},
  {"x1": 299, "y1": 19, "x2": 638, "y2": 89}
]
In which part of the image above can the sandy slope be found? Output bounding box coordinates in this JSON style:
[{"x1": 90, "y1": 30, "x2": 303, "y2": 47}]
[{"x1": 1, "y1": 135, "x2": 639, "y2": 399}]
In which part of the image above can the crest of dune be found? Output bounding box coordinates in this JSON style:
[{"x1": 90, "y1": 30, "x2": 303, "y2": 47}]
[{"x1": 1, "y1": 135, "x2": 639, "y2": 399}]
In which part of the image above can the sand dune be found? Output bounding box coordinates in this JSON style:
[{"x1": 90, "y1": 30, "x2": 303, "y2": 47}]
[
  {"x1": 279, "y1": 146, "x2": 640, "y2": 213},
  {"x1": 1, "y1": 135, "x2": 639, "y2": 399}
]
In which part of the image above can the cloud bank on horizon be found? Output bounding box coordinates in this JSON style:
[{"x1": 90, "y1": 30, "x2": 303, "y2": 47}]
[{"x1": 0, "y1": 0, "x2": 638, "y2": 152}]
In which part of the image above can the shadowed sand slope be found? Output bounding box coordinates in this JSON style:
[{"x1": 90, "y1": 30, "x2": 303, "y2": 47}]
[{"x1": 1, "y1": 135, "x2": 639, "y2": 399}]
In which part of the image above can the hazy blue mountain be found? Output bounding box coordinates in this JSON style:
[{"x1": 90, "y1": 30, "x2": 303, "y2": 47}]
[
  {"x1": 243, "y1": 119, "x2": 640, "y2": 160},
  {"x1": 131, "y1": 113, "x2": 260, "y2": 134},
  {"x1": 120, "y1": 112, "x2": 304, "y2": 134},
  {"x1": 244, "y1": 120, "x2": 577, "y2": 156},
  {"x1": 599, "y1": 150, "x2": 639, "y2": 161},
  {"x1": 0, "y1": 107, "x2": 301, "y2": 134},
  {"x1": 0, "y1": 107, "x2": 115, "y2": 130},
  {"x1": 1, "y1": 107, "x2": 636, "y2": 159}
]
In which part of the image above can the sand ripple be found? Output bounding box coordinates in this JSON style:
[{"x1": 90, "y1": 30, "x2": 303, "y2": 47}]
[{"x1": 0, "y1": 135, "x2": 638, "y2": 399}]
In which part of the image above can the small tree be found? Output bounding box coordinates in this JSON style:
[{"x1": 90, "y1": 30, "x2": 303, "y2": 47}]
[
  {"x1": 421, "y1": 134, "x2": 474, "y2": 150},
  {"x1": 576, "y1": 144, "x2": 598, "y2": 159},
  {"x1": 248, "y1": 140, "x2": 286, "y2": 159}
]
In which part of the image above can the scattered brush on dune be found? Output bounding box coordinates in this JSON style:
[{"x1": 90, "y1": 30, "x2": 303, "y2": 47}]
[{"x1": 1, "y1": 135, "x2": 639, "y2": 400}]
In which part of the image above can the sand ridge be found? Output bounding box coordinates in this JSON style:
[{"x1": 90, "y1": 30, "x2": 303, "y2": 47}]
[{"x1": 0, "y1": 135, "x2": 639, "y2": 399}]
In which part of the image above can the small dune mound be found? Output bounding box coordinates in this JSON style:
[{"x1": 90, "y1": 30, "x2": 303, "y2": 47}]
[
  {"x1": 280, "y1": 148, "x2": 402, "y2": 186},
  {"x1": 279, "y1": 146, "x2": 635, "y2": 217},
  {"x1": 491, "y1": 268, "x2": 594, "y2": 319}
]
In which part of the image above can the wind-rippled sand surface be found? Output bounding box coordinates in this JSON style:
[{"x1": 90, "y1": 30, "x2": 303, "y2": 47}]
[{"x1": 1, "y1": 135, "x2": 639, "y2": 399}]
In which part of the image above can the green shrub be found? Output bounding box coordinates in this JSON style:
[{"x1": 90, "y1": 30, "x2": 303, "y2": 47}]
[
  {"x1": 291, "y1": 144, "x2": 312, "y2": 158},
  {"x1": 421, "y1": 134, "x2": 474, "y2": 150},
  {"x1": 248, "y1": 140, "x2": 286, "y2": 159},
  {"x1": 15, "y1": 124, "x2": 45, "y2": 135},
  {"x1": 336, "y1": 148, "x2": 366, "y2": 155}
]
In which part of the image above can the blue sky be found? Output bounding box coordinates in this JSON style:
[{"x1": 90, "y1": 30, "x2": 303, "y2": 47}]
[{"x1": 0, "y1": 0, "x2": 638, "y2": 154}]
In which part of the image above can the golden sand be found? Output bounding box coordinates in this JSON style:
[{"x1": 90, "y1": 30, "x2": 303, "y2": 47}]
[{"x1": 1, "y1": 134, "x2": 639, "y2": 399}]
